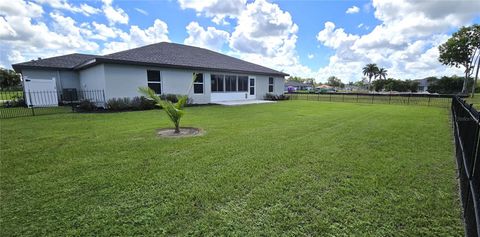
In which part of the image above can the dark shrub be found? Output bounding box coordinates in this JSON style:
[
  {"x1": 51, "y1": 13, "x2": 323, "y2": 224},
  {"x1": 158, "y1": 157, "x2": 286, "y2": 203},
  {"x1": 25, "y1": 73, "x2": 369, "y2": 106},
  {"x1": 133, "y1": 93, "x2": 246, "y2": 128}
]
[
  {"x1": 264, "y1": 93, "x2": 290, "y2": 101},
  {"x1": 77, "y1": 99, "x2": 97, "y2": 112},
  {"x1": 160, "y1": 94, "x2": 179, "y2": 103},
  {"x1": 107, "y1": 97, "x2": 131, "y2": 111},
  {"x1": 131, "y1": 96, "x2": 157, "y2": 110},
  {"x1": 4, "y1": 94, "x2": 26, "y2": 108},
  {"x1": 106, "y1": 95, "x2": 190, "y2": 111}
]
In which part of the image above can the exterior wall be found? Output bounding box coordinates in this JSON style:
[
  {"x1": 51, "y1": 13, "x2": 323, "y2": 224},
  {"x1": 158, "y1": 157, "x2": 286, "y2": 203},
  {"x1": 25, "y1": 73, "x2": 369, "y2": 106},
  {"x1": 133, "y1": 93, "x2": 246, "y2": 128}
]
[
  {"x1": 273, "y1": 77, "x2": 285, "y2": 95},
  {"x1": 59, "y1": 71, "x2": 80, "y2": 90},
  {"x1": 102, "y1": 64, "x2": 211, "y2": 104},
  {"x1": 162, "y1": 69, "x2": 211, "y2": 104},
  {"x1": 21, "y1": 69, "x2": 80, "y2": 91},
  {"x1": 80, "y1": 63, "x2": 285, "y2": 104},
  {"x1": 21, "y1": 64, "x2": 286, "y2": 104},
  {"x1": 79, "y1": 64, "x2": 105, "y2": 91},
  {"x1": 103, "y1": 64, "x2": 146, "y2": 100},
  {"x1": 254, "y1": 75, "x2": 284, "y2": 100}
]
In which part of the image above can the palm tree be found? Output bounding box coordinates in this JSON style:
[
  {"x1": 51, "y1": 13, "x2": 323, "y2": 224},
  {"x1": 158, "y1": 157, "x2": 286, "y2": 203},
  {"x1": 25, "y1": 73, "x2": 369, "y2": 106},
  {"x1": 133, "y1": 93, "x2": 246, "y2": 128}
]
[
  {"x1": 139, "y1": 87, "x2": 188, "y2": 133},
  {"x1": 362, "y1": 63, "x2": 379, "y2": 91},
  {"x1": 377, "y1": 67, "x2": 388, "y2": 80},
  {"x1": 139, "y1": 73, "x2": 197, "y2": 133}
]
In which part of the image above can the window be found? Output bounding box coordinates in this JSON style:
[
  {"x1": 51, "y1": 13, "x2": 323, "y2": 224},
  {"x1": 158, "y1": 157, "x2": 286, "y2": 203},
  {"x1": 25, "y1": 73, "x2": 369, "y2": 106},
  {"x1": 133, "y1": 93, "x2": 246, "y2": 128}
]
[
  {"x1": 211, "y1": 74, "x2": 224, "y2": 92},
  {"x1": 238, "y1": 76, "x2": 248, "y2": 92},
  {"x1": 268, "y1": 77, "x2": 274, "y2": 93},
  {"x1": 193, "y1": 73, "x2": 204, "y2": 94},
  {"x1": 249, "y1": 78, "x2": 255, "y2": 95},
  {"x1": 225, "y1": 75, "x2": 237, "y2": 92},
  {"x1": 147, "y1": 70, "x2": 161, "y2": 94}
]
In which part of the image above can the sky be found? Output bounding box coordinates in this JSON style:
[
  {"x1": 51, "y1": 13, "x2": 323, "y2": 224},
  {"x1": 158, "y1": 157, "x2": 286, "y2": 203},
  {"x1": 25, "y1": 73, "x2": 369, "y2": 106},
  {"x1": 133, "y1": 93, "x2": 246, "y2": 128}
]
[{"x1": 1, "y1": 0, "x2": 479, "y2": 83}]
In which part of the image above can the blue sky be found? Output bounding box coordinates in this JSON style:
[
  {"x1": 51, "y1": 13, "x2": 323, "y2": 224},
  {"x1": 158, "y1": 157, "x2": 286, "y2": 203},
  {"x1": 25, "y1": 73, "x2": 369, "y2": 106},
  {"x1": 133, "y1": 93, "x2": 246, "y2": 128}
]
[{"x1": 1, "y1": 0, "x2": 479, "y2": 82}]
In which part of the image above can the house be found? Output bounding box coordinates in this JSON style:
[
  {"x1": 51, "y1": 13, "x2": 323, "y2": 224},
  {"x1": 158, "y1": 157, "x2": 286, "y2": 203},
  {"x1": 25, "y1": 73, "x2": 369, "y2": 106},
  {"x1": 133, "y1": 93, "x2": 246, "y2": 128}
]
[
  {"x1": 315, "y1": 84, "x2": 335, "y2": 92},
  {"x1": 12, "y1": 42, "x2": 288, "y2": 105},
  {"x1": 284, "y1": 81, "x2": 313, "y2": 92},
  {"x1": 414, "y1": 78, "x2": 429, "y2": 92}
]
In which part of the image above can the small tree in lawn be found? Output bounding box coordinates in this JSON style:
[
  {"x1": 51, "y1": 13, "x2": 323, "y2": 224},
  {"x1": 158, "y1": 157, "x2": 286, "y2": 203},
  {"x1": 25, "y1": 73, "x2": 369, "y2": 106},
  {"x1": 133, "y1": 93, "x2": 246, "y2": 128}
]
[
  {"x1": 139, "y1": 73, "x2": 197, "y2": 133},
  {"x1": 439, "y1": 24, "x2": 480, "y2": 96}
]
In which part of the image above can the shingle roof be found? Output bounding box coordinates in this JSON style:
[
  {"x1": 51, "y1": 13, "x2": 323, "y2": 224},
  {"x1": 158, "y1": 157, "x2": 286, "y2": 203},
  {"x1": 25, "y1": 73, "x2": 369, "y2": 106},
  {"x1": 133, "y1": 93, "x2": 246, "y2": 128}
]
[
  {"x1": 285, "y1": 81, "x2": 312, "y2": 87},
  {"x1": 12, "y1": 53, "x2": 96, "y2": 71},
  {"x1": 13, "y1": 42, "x2": 289, "y2": 77}
]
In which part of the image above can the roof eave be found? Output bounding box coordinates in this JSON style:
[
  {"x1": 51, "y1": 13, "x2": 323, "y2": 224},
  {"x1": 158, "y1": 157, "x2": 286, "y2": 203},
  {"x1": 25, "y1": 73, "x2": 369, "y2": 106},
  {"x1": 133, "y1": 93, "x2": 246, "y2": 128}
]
[
  {"x1": 76, "y1": 58, "x2": 289, "y2": 77},
  {"x1": 11, "y1": 64, "x2": 72, "y2": 73}
]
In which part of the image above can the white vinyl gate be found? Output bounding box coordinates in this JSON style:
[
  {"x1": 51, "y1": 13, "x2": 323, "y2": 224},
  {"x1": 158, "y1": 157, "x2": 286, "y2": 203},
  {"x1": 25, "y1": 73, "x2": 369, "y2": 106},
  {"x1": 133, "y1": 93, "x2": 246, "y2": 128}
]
[{"x1": 24, "y1": 78, "x2": 59, "y2": 107}]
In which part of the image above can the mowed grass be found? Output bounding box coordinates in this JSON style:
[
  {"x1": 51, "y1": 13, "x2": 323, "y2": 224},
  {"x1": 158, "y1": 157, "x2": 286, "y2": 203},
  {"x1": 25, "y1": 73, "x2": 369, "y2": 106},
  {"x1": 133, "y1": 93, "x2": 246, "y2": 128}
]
[
  {"x1": 0, "y1": 101, "x2": 462, "y2": 236},
  {"x1": 289, "y1": 93, "x2": 452, "y2": 107}
]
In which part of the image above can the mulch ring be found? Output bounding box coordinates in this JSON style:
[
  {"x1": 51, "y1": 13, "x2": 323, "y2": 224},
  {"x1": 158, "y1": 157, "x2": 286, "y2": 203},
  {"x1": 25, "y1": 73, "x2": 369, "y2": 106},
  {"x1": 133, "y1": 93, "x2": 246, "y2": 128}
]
[{"x1": 156, "y1": 127, "x2": 205, "y2": 138}]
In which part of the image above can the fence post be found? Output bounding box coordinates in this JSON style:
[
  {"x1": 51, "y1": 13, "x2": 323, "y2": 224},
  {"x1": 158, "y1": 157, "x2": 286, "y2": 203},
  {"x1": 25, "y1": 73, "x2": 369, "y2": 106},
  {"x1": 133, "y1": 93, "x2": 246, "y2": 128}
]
[
  {"x1": 428, "y1": 96, "x2": 431, "y2": 106},
  {"x1": 28, "y1": 90, "x2": 35, "y2": 116},
  {"x1": 407, "y1": 94, "x2": 411, "y2": 105},
  {"x1": 342, "y1": 94, "x2": 345, "y2": 102},
  {"x1": 329, "y1": 93, "x2": 332, "y2": 102}
]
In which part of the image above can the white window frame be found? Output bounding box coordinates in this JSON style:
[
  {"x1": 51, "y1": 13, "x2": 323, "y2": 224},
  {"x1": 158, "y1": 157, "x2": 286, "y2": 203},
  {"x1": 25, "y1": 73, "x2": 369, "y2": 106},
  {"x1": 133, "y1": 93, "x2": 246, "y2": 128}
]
[
  {"x1": 147, "y1": 70, "x2": 162, "y2": 95},
  {"x1": 193, "y1": 73, "x2": 204, "y2": 94},
  {"x1": 268, "y1": 77, "x2": 274, "y2": 93}
]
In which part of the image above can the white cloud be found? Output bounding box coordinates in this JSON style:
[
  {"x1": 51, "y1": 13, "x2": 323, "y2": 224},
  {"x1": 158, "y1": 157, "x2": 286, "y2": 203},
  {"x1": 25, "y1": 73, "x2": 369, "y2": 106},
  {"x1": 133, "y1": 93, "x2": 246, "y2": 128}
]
[
  {"x1": 0, "y1": 0, "x2": 173, "y2": 67},
  {"x1": 184, "y1": 22, "x2": 229, "y2": 51},
  {"x1": 33, "y1": 0, "x2": 100, "y2": 16},
  {"x1": 102, "y1": 19, "x2": 170, "y2": 54},
  {"x1": 102, "y1": 0, "x2": 129, "y2": 25},
  {"x1": 346, "y1": 6, "x2": 359, "y2": 14},
  {"x1": 308, "y1": 54, "x2": 314, "y2": 59},
  {"x1": 0, "y1": 0, "x2": 99, "y2": 66},
  {"x1": 227, "y1": 0, "x2": 313, "y2": 77},
  {"x1": 90, "y1": 22, "x2": 120, "y2": 40},
  {"x1": 0, "y1": 0, "x2": 43, "y2": 17},
  {"x1": 316, "y1": 0, "x2": 480, "y2": 82},
  {"x1": 80, "y1": 4, "x2": 101, "y2": 16},
  {"x1": 178, "y1": 0, "x2": 246, "y2": 25},
  {"x1": 134, "y1": 8, "x2": 148, "y2": 16}
]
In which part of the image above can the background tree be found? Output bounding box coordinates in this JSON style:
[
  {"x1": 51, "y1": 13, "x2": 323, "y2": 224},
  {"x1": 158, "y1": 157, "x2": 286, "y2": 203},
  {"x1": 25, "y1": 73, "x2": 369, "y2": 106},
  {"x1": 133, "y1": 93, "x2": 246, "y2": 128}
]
[
  {"x1": 326, "y1": 76, "x2": 345, "y2": 88},
  {"x1": 362, "y1": 63, "x2": 379, "y2": 91},
  {"x1": 377, "y1": 68, "x2": 388, "y2": 80},
  {"x1": 427, "y1": 75, "x2": 473, "y2": 94},
  {"x1": 0, "y1": 68, "x2": 21, "y2": 89},
  {"x1": 439, "y1": 24, "x2": 480, "y2": 95}
]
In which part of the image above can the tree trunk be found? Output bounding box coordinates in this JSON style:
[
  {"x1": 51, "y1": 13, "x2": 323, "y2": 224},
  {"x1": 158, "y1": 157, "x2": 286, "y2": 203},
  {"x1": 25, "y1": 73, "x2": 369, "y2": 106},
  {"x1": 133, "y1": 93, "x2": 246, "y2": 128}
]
[
  {"x1": 174, "y1": 123, "x2": 180, "y2": 133},
  {"x1": 471, "y1": 55, "x2": 480, "y2": 97},
  {"x1": 368, "y1": 76, "x2": 372, "y2": 91}
]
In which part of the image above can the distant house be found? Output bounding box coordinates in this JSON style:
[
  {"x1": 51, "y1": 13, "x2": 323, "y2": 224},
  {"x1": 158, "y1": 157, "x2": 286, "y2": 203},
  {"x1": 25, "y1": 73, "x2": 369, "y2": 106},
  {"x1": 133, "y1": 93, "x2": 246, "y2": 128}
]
[
  {"x1": 284, "y1": 81, "x2": 313, "y2": 92},
  {"x1": 414, "y1": 78, "x2": 430, "y2": 92},
  {"x1": 12, "y1": 42, "x2": 288, "y2": 106},
  {"x1": 316, "y1": 84, "x2": 335, "y2": 92}
]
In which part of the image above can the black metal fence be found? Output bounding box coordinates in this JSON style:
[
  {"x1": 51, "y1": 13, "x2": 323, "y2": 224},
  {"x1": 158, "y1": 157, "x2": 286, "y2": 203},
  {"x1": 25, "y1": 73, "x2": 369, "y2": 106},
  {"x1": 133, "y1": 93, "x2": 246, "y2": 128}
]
[
  {"x1": 452, "y1": 96, "x2": 480, "y2": 237},
  {"x1": 0, "y1": 89, "x2": 105, "y2": 119},
  {"x1": 288, "y1": 92, "x2": 461, "y2": 108}
]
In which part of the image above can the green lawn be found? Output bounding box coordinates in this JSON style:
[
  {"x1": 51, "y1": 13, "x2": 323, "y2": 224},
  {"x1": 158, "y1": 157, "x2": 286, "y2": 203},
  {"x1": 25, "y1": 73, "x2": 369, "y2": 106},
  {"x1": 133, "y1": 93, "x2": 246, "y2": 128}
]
[
  {"x1": 289, "y1": 93, "x2": 453, "y2": 107},
  {"x1": 0, "y1": 101, "x2": 462, "y2": 236},
  {"x1": 466, "y1": 93, "x2": 480, "y2": 109}
]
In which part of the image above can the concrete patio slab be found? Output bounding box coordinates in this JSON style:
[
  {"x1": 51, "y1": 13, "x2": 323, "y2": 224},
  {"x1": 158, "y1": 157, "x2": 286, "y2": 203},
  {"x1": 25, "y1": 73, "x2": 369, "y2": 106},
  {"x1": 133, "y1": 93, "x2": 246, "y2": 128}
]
[{"x1": 214, "y1": 100, "x2": 276, "y2": 106}]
